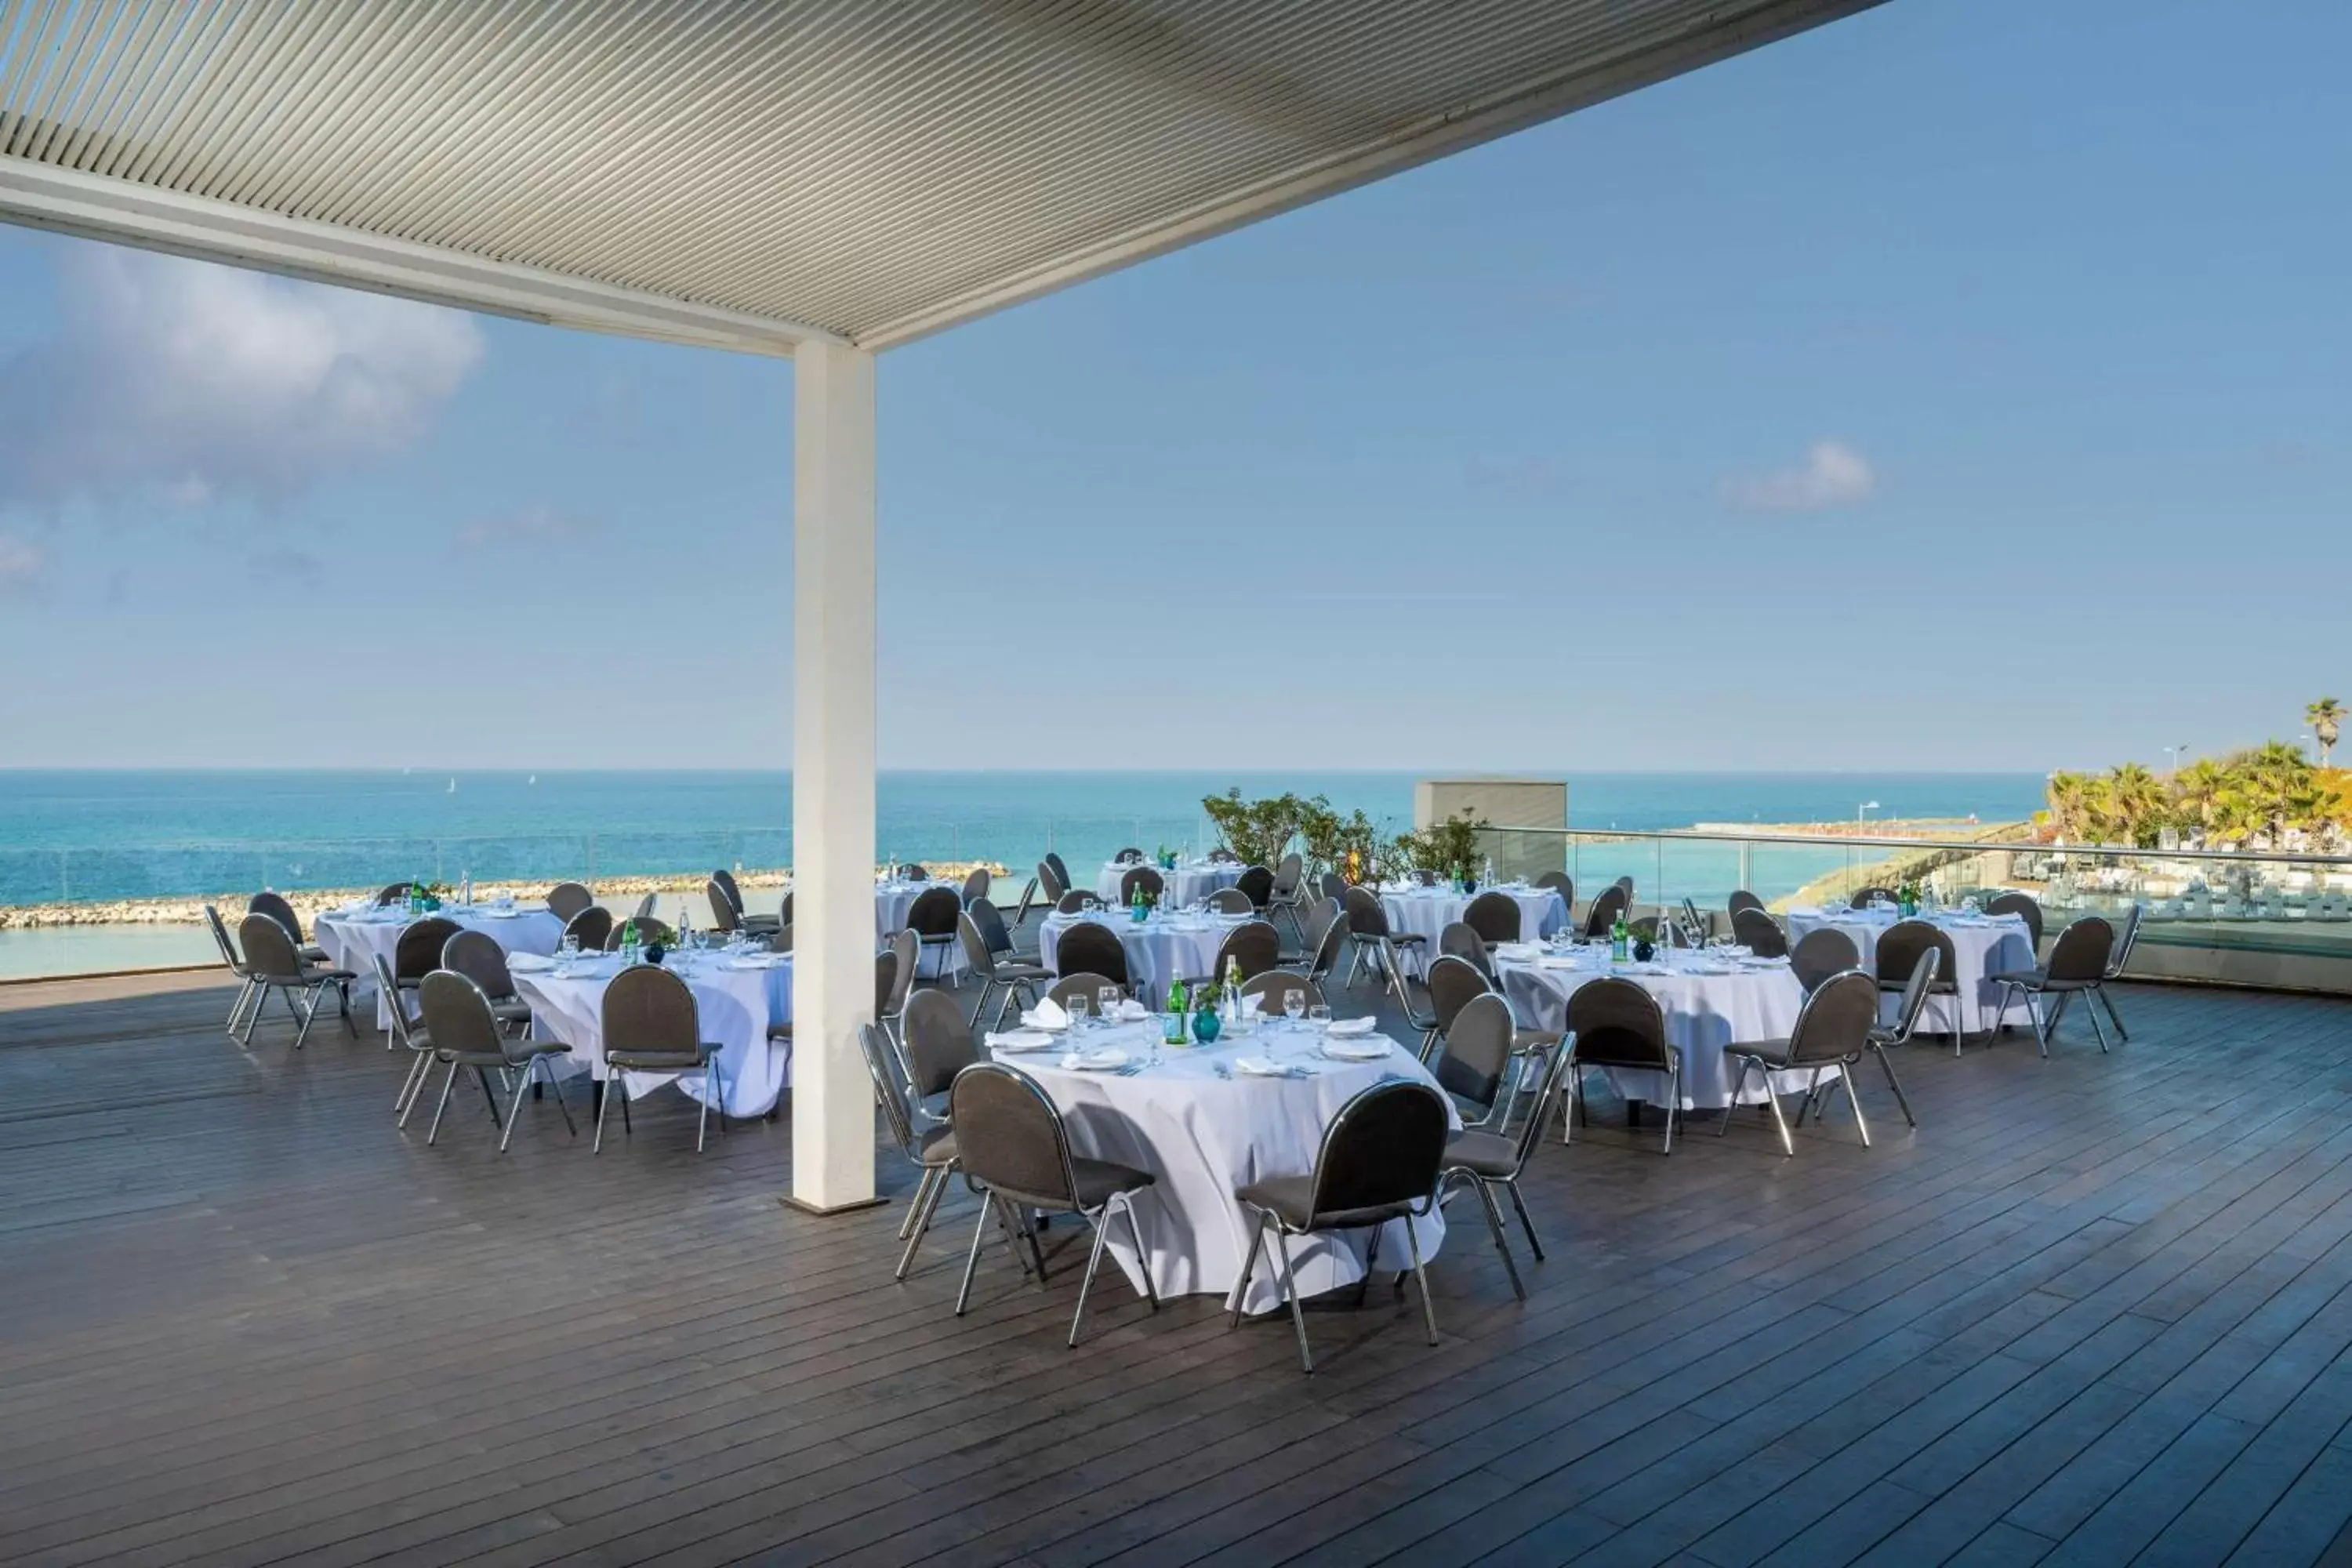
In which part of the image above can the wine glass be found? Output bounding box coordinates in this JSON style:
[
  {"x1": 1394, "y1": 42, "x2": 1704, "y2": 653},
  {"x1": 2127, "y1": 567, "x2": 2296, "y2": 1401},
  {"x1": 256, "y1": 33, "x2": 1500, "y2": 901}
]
[
  {"x1": 559, "y1": 934, "x2": 579, "y2": 960},
  {"x1": 1307, "y1": 1004, "x2": 1331, "y2": 1036},
  {"x1": 1284, "y1": 991, "x2": 1308, "y2": 1031},
  {"x1": 1098, "y1": 985, "x2": 1122, "y2": 1028}
]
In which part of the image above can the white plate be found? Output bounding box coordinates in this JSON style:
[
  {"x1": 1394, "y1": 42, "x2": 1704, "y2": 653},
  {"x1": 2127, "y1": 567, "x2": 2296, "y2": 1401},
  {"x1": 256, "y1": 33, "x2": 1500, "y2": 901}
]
[
  {"x1": 1058, "y1": 1048, "x2": 1131, "y2": 1072},
  {"x1": 1327, "y1": 1016, "x2": 1378, "y2": 1038},
  {"x1": 1322, "y1": 1039, "x2": 1390, "y2": 1062},
  {"x1": 1232, "y1": 1056, "x2": 1290, "y2": 1077},
  {"x1": 1018, "y1": 1011, "x2": 1070, "y2": 1032},
  {"x1": 987, "y1": 1029, "x2": 1056, "y2": 1052}
]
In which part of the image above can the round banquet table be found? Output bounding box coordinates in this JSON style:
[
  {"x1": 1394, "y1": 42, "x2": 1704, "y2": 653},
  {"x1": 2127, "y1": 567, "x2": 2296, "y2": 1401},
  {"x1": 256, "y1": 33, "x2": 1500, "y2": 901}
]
[
  {"x1": 1092, "y1": 860, "x2": 1244, "y2": 907},
  {"x1": 1784, "y1": 907, "x2": 2035, "y2": 1034},
  {"x1": 986, "y1": 1018, "x2": 1452, "y2": 1311},
  {"x1": 1497, "y1": 946, "x2": 1809, "y2": 1110},
  {"x1": 506, "y1": 949, "x2": 793, "y2": 1118},
  {"x1": 312, "y1": 902, "x2": 565, "y2": 1029},
  {"x1": 1037, "y1": 909, "x2": 1250, "y2": 1002},
  {"x1": 1382, "y1": 885, "x2": 1569, "y2": 975}
]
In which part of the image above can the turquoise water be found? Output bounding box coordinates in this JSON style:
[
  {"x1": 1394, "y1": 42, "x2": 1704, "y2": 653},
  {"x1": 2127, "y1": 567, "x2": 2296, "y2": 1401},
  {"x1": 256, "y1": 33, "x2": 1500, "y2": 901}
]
[{"x1": 0, "y1": 769, "x2": 2047, "y2": 908}]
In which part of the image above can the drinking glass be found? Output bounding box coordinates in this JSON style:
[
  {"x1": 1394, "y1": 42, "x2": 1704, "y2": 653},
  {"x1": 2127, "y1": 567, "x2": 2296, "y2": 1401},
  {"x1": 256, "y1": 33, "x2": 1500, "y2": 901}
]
[
  {"x1": 1098, "y1": 985, "x2": 1122, "y2": 1026},
  {"x1": 1284, "y1": 991, "x2": 1308, "y2": 1030},
  {"x1": 1307, "y1": 1004, "x2": 1331, "y2": 1035},
  {"x1": 560, "y1": 935, "x2": 579, "y2": 960}
]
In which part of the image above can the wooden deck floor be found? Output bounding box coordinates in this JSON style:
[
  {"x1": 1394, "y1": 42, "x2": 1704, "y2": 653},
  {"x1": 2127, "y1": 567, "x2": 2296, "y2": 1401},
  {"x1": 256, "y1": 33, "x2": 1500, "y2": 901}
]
[{"x1": 8, "y1": 966, "x2": 2352, "y2": 1566}]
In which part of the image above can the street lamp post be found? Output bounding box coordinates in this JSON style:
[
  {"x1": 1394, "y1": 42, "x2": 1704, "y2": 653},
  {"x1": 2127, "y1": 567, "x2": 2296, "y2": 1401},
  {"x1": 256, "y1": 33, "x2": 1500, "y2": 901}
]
[
  {"x1": 1857, "y1": 800, "x2": 1879, "y2": 826},
  {"x1": 2164, "y1": 743, "x2": 2187, "y2": 779}
]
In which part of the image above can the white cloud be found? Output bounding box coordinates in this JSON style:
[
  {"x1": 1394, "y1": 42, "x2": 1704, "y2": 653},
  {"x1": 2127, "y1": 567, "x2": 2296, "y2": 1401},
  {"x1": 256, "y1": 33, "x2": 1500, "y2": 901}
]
[
  {"x1": 0, "y1": 534, "x2": 41, "y2": 595},
  {"x1": 0, "y1": 246, "x2": 483, "y2": 511},
  {"x1": 456, "y1": 502, "x2": 599, "y2": 550},
  {"x1": 1720, "y1": 440, "x2": 1877, "y2": 513}
]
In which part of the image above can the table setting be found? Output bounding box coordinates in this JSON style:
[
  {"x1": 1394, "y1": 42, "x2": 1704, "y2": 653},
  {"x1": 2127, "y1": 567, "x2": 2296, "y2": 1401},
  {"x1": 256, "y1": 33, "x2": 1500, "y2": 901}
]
[
  {"x1": 1036, "y1": 904, "x2": 1254, "y2": 1000},
  {"x1": 1091, "y1": 857, "x2": 1244, "y2": 907},
  {"x1": 980, "y1": 999, "x2": 1451, "y2": 1311},
  {"x1": 1381, "y1": 881, "x2": 1569, "y2": 974},
  {"x1": 1495, "y1": 935, "x2": 1807, "y2": 1110},
  {"x1": 311, "y1": 895, "x2": 566, "y2": 1028},
  {"x1": 1784, "y1": 900, "x2": 2034, "y2": 1033},
  {"x1": 506, "y1": 933, "x2": 793, "y2": 1118}
]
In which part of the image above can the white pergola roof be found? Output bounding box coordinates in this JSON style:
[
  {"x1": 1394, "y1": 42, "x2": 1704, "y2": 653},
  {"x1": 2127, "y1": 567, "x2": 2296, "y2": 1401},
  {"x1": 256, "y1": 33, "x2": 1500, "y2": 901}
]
[{"x1": 0, "y1": 0, "x2": 1878, "y2": 355}]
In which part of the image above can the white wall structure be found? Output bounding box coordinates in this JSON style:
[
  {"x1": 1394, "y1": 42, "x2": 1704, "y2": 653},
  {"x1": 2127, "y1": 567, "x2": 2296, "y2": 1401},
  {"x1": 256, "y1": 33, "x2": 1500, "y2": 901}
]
[{"x1": 786, "y1": 342, "x2": 880, "y2": 1213}]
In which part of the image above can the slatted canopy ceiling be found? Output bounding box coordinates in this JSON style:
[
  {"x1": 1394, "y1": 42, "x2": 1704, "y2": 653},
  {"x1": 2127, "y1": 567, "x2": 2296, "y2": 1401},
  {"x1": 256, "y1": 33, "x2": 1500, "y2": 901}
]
[{"x1": 0, "y1": 0, "x2": 1879, "y2": 354}]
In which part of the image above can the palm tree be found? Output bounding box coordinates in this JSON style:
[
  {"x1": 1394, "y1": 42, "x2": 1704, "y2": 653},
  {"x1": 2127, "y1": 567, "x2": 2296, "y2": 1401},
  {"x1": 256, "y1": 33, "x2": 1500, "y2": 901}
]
[
  {"x1": 2105, "y1": 762, "x2": 2167, "y2": 847},
  {"x1": 2172, "y1": 758, "x2": 2230, "y2": 839},
  {"x1": 2308, "y1": 698, "x2": 2346, "y2": 767}
]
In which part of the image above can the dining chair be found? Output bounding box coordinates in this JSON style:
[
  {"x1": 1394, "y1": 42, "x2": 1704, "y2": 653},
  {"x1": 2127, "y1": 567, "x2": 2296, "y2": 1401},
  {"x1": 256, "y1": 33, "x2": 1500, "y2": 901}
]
[
  {"x1": 1720, "y1": 969, "x2": 1882, "y2": 1156},
  {"x1": 237, "y1": 913, "x2": 356, "y2": 1050},
  {"x1": 1876, "y1": 920, "x2": 1963, "y2": 1051},
  {"x1": 413, "y1": 971, "x2": 576, "y2": 1150},
  {"x1": 1240, "y1": 971, "x2": 1323, "y2": 1017},
  {"x1": 1318, "y1": 871, "x2": 1348, "y2": 902},
  {"x1": 381, "y1": 953, "x2": 440, "y2": 1123},
  {"x1": 899, "y1": 863, "x2": 931, "y2": 881},
  {"x1": 604, "y1": 916, "x2": 673, "y2": 951},
  {"x1": 393, "y1": 916, "x2": 462, "y2": 1007},
  {"x1": 969, "y1": 895, "x2": 1033, "y2": 961},
  {"x1": 1989, "y1": 916, "x2": 2118, "y2": 1057},
  {"x1": 1055, "y1": 889, "x2": 1104, "y2": 914},
  {"x1": 902, "y1": 988, "x2": 979, "y2": 1123},
  {"x1": 884, "y1": 930, "x2": 920, "y2": 1038},
  {"x1": 1112, "y1": 848, "x2": 1145, "y2": 865},
  {"x1": 1207, "y1": 920, "x2": 1282, "y2": 984},
  {"x1": 1421, "y1": 955, "x2": 1492, "y2": 1064},
  {"x1": 705, "y1": 880, "x2": 742, "y2": 935},
  {"x1": 862, "y1": 1022, "x2": 959, "y2": 1279},
  {"x1": 1430, "y1": 991, "x2": 1522, "y2": 1130},
  {"x1": 1848, "y1": 886, "x2": 1896, "y2": 909},
  {"x1": 2096, "y1": 902, "x2": 2145, "y2": 1040},
  {"x1": 1563, "y1": 977, "x2": 1679, "y2": 1152},
  {"x1": 1206, "y1": 848, "x2": 1241, "y2": 864},
  {"x1": 1207, "y1": 887, "x2": 1254, "y2": 915},
  {"x1": 1119, "y1": 864, "x2": 1166, "y2": 906},
  {"x1": 906, "y1": 885, "x2": 964, "y2": 982},
  {"x1": 1341, "y1": 885, "x2": 1423, "y2": 986},
  {"x1": 1730, "y1": 906, "x2": 1788, "y2": 957},
  {"x1": 1536, "y1": 871, "x2": 1573, "y2": 909},
  {"x1": 1438, "y1": 1033, "x2": 1578, "y2": 1299},
  {"x1": 1727, "y1": 889, "x2": 1766, "y2": 920},
  {"x1": 1304, "y1": 907, "x2": 1352, "y2": 989},
  {"x1": 961, "y1": 866, "x2": 991, "y2": 904},
  {"x1": 596, "y1": 964, "x2": 728, "y2": 1152},
  {"x1": 1052, "y1": 922, "x2": 1130, "y2": 991},
  {"x1": 439, "y1": 929, "x2": 533, "y2": 1033},
  {"x1": 951, "y1": 1062, "x2": 1160, "y2": 1346},
  {"x1": 1987, "y1": 891, "x2": 2045, "y2": 953},
  {"x1": 1044, "y1": 852, "x2": 1072, "y2": 894},
  {"x1": 1267, "y1": 855, "x2": 1307, "y2": 940},
  {"x1": 205, "y1": 903, "x2": 258, "y2": 1038},
  {"x1": 1581, "y1": 884, "x2": 1628, "y2": 941},
  {"x1": 1462, "y1": 891, "x2": 1522, "y2": 946},
  {"x1": 1859, "y1": 946, "x2": 1936, "y2": 1130},
  {"x1": 1791, "y1": 926, "x2": 1861, "y2": 995},
  {"x1": 960, "y1": 912, "x2": 1050, "y2": 1030},
  {"x1": 1438, "y1": 920, "x2": 1494, "y2": 980},
  {"x1": 544, "y1": 881, "x2": 593, "y2": 924},
  {"x1": 632, "y1": 892, "x2": 659, "y2": 920},
  {"x1": 247, "y1": 891, "x2": 328, "y2": 965},
  {"x1": 768, "y1": 924, "x2": 794, "y2": 954},
  {"x1": 1044, "y1": 972, "x2": 1123, "y2": 1014},
  {"x1": 561, "y1": 905, "x2": 614, "y2": 953},
  {"x1": 1235, "y1": 865, "x2": 1275, "y2": 912},
  {"x1": 373, "y1": 881, "x2": 418, "y2": 908},
  {"x1": 1231, "y1": 1078, "x2": 1450, "y2": 1374}
]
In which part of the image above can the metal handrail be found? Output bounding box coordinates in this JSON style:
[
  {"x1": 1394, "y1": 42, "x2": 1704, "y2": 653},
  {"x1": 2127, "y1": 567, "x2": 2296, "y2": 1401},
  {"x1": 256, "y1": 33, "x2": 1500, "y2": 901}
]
[{"x1": 1483, "y1": 822, "x2": 2352, "y2": 869}]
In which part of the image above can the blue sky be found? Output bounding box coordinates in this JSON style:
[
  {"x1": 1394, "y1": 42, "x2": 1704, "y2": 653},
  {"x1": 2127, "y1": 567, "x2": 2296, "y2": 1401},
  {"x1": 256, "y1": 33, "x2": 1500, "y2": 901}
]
[{"x1": 0, "y1": 0, "x2": 2345, "y2": 774}]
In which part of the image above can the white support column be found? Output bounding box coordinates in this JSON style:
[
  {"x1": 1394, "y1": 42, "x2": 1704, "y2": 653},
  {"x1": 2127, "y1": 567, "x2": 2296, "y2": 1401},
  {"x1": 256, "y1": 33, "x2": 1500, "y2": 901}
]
[{"x1": 785, "y1": 339, "x2": 883, "y2": 1214}]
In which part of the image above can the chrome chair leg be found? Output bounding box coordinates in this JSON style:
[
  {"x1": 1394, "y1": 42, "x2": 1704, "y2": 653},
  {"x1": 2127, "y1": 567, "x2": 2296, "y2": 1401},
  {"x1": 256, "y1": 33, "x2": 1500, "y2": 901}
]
[
  {"x1": 1760, "y1": 1069, "x2": 1795, "y2": 1156},
  {"x1": 1269, "y1": 1223, "x2": 1313, "y2": 1374},
  {"x1": 498, "y1": 1061, "x2": 533, "y2": 1152},
  {"x1": 1662, "y1": 1060, "x2": 1682, "y2": 1154},
  {"x1": 545, "y1": 1061, "x2": 577, "y2": 1138},
  {"x1": 1070, "y1": 1208, "x2": 1113, "y2": 1347},
  {"x1": 895, "y1": 1167, "x2": 949, "y2": 1281},
  {"x1": 1504, "y1": 1180, "x2": 1543, "y2": 1260},
  {"x1": 424, "y1": 1058, "x2": 459, "y2": 1145},
  {"x1": 592, "y1": 1073, "x2": 612, "y2": 1152},
  {"x1": 1842, "y1": 1063, "x2": 1871, "y2": 1147},
  {"x1": 954, "y1": 1197, "x2": 993, "y2": 1316},
  {"x1": 1403, "y1": 1214, "x2": 1440, "y2": 1345},
  {"x1": 1871, "y1": 1044, "x2": 1918, "y2": 1127},
  {"x1": 394, "y1": 1050, "x2": 431, "y2": 1118},
  {"x1": 1229, "y1": 1214, "x2": 1269, "y2": 1329},
  {"x1": 1114, "y1": 1192, "x2": 1160, "y2": 1312},
  {"x1": 1472, "y1": 1181, "x2": 1524, "y2": 1301},
  {"x1": 2097, "y1": 983, "x2": 2130, "y2": 1042},
  {"x1": 2079, "y1": 989, "x2": 2112, "y2": 1054},
  {"x1": 898, "y1": 1167, "x2": 935, "y2": 1240},
  {"x1": 1716, "y1": 1058, "x2": 1755, "y2": 1138}
]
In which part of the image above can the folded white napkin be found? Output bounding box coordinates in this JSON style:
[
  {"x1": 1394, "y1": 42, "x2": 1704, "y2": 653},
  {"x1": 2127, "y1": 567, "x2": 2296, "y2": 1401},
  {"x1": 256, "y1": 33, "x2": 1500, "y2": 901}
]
[
  {"x1": 1494, "y1": 942, "x2": 1542, "y2": 963},
  {"x1": 1327, "y1": 1016, "x2": 1377, "y2": 1037},
  {"x1": 1112, "y1": 998, "x2": 1149, "y2": 1022},
  {"x1": 1058, "y1": 1047, "x2": 1130, "y2": 1072},
  {"x1": 1239, "y1": 996, "x2": 1264, "y2": 1018},
  {"x1": 1537, "y1": 956, "x2": 1584, "y2": 971},
  {"x1": 507, "y1": 953, "x2": 556, "y2": 972},
  {"x1": 1026, "y1": 997, "x2": 1070, "y2": 1029},
  {"x1": 985, "y1": 1029, "x2": 1055, "y2": 1052},
  {"x1": 1232, "y1": 1056, "x2": 1287, "y2": 1077}
]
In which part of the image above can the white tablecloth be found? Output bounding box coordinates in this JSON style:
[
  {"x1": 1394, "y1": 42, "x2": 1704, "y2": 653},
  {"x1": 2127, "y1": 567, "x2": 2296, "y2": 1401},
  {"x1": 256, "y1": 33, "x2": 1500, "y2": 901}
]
[
  {"x1": 1784, "y1": 908, "x2": 2034, "y2": 1033},
  {"x1": 1499, "y1": 949, "x2": 1807, "y2": 1110},
  {"x1": 313, "y1": 903, "x2": 566, "y2": 1029},
  {"x1": 1038, "y1": 911, "x2": 1250, "y2": 1002},
  {"x1": 1093, "y1": 861, "x2": 1243, "y2": 906},
  {"x1": 1382, "y1": 885, "x2": 1569, "y2": 974},
  {"x1": 508, "y1": 952, "x2": 793, "y2": 1118},
  {"x1": 989, "y1": 1018, "x2": 1451, "y2": 1311}
]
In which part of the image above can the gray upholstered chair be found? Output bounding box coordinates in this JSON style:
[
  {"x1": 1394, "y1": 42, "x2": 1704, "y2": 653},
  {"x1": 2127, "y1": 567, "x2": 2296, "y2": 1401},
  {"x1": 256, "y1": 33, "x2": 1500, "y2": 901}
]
[
  {"x1": 1341, "y1": 885, "x2": 1422, "y2": 986},
  {"x1": 1055, "y1": 888, "x2": 1104, "y2": 914},
  {"x1": 393, "y1": 916, "x2": 461, "y2": 1005},
  {"x1": 205, "y1": 903, "x2": 256, "y2": 1036},
  {"x1": 1207, "y1": 920, "x2": 1282, "y2": 985},
  {"x1": 1861, "y1": 945, "x2": 1936, "y2": 1129},
  {"x1": 235, "y1": 913, "x2": 355, "y2": 1049},
  {"x1": 1564, "y1": 977, "x2": 1679, "y2": 1152},
  {"x1": 1304, "y1": 906, "x2": 1351, "y2": 987},
  {"x1": 1876, "y1": 920, "x2": 1962, "y2": 1050},
  {"x1": 1429, "y1": 991, "x2": 1518, "y2": 1130},
  {"x1": 561, "y1": 905, "x2": 613, "y2": 953},
  {"x1": 1438, "y1": 920, "x2": 1493, "y2": 980},
  {"x1": 1119, "y1": 864, "x2": 1166, "y2": 906},
  {"x1": 1044, "y1": 972, "x2": 1123, "y2": 1014},
  {"x1": 412, "y1": 970, "x2": 575, "y2": 1149},
  {"x1": 2096, "y1": 902, "x2": 2144, "y2": 1040},
  {"x1": 901, "y1": 989, "x2": 978, "y2": 1124},
  {"x1": 1206, "y1": 887, "x2": 1254, "y2": 915},
  {"x1": 1986, "y1": 891, "x2": 2045, "y2": 953},
  {"x1": 1439, "y1": 1033, "x2": 1578, "y2": 1299},
  {"x1": 960, "y1": 911, "x2": 1049, "y2": 1030},
  {"x1": 1044, "y1": 851, "x2": 1072, "y2": 892},
  {"x1": 862, "y1": 1022, "x2": 959, "y2": 1279},
  {"x1": 1232, "y1": 1078, "x2": 1450, "y2": 1374},
  {"x1": 1461, "y1": 890, "x2": 1522, "y2": 946},
  {"x1": 1720, "y1": 969, "x2": 1882, "y2": 1156},
  {"x1": 768, "y1": 924, "x2": 793, "y2": 954},
  {"x1": 1052, "y1": 921, "x2": 1130, "y2": 992},
  {"x1": 1240, "y1": 971, "x2": 1323, "y2": 1018},
  {"x1": 1727, "y1": 889, "x2": 1766, "y2": 920},
  {"x1": 596, "y1": 964, "x2": 727, "y2": 1152},
  {"x1": 1848, "y1": 886, "x2": 1896, "y2": 909},
  {"x1": 1420, "y1": 955, "x2": 1492, "y2": 1064},
  {"x1": 382, "y1": 953, "x2": 440, "y2": 1123},
  {"x1": 1791, "y1": 926, "x2": 1861, "y2": 995},
  {"x1": 906, "y1": 885, "x2": 964, "y2": 981},
  {"x1": 1536, "y1": 871, "x2": 1573, "y2": 909},
  {"x1": 373, "y1": 881, "x2": 418, "y2": 907},
  {"x1": 1235, "y1": 865, "x2": 1275, "y2": 912},
  {"x1": 440, "y1": 928, "x2": 533, "y2": 1032},
  {"x1": 544, "y1": 881, "x2": 593, "y2": 924},
  {"x1": 1581, "y1": 883, "x2": 1628, "y2": 941},
  {"x1": 1267, "y1": 854, "x2": 1307, "y2": 939},
  {"x1": 1990, "y1": 916, "x2": 2118, "y2": 1057},
  {"x1": 603, "y1": 916, "x2": 673, "y2": 951},
  {"x1": 884, "y1": 930, "x2": 920, "y2": 1034},
  {"x1": 970, "y1": 895, "x2": 1033, "y2": 962},
  {"x1": 950, "y1": 1062, "x2": 1160, "y2": 1346},
  {"x1": 248, "y1": 891, "x2": 327, "y2": 964},
  {"x1": 961, "y1": 866, "x2": 991, "y2": 904},
  {"x1": 1730, "y1": 906, "x2": 1787, "y2": 958}
]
